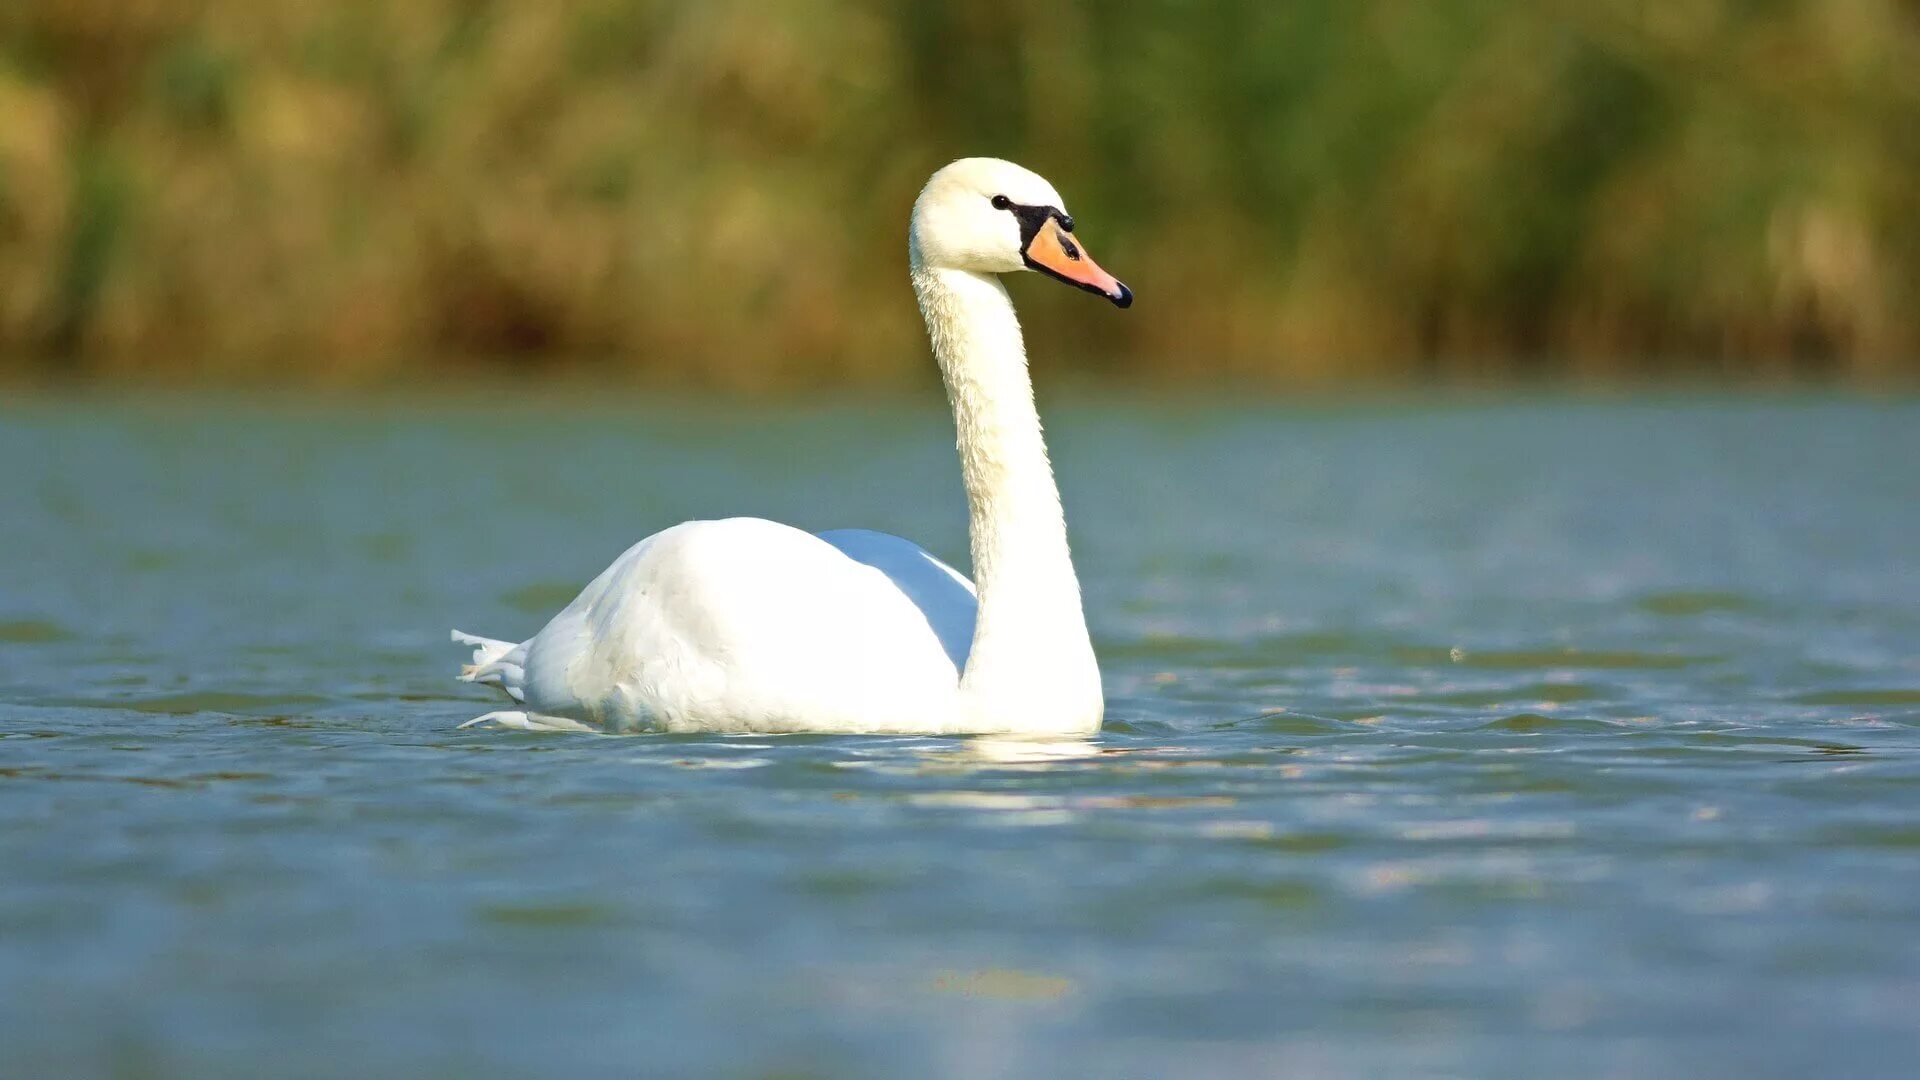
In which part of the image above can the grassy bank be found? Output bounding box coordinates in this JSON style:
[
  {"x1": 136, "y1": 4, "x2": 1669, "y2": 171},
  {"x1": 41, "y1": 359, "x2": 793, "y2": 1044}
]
[{"x1": 1, "y1": 1, "x2": 1915, "y2": 386}]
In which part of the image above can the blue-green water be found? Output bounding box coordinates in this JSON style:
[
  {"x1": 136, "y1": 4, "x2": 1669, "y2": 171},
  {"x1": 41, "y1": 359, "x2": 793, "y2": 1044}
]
[{"x1": 2, "y1": 395, "x2": 1918, "y2": 1078}]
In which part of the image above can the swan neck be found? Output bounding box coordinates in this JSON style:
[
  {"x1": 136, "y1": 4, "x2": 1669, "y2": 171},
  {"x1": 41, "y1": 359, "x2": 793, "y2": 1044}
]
[{"x1": 912, "y1": 265, "x2": 1101, "y2": 730}]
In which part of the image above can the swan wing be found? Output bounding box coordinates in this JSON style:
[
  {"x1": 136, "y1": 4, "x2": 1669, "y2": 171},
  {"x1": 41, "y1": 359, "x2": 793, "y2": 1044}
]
[
  {"x1": 814, "y1": 528, "x2": 976, "y2": 669},
  {"x1": 495, "y1": 518, "x2": 971, "y2": 732}
]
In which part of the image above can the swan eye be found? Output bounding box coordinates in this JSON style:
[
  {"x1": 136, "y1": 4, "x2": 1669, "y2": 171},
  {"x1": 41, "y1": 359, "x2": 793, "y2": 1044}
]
[{"x1": 990, "y1": 194, "x2": 1011, "y2": 210}]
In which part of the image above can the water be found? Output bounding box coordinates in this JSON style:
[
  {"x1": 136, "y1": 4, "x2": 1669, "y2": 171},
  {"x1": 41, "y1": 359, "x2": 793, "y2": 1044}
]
[{"x1": 2, "y1": 394, "x2": 1917, "y2": 1078}]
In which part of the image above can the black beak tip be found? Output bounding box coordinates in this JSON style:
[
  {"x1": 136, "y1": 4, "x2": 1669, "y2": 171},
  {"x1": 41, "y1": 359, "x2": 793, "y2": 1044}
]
[{"x1": 1111, "y1": 282, "x2": 1133, "y2": 309}]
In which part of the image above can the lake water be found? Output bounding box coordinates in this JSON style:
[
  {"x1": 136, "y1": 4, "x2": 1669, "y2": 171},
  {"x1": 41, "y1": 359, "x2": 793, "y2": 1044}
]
[{"x1": 2, "y1": 394, "x2": 1917, "y2": 1078}]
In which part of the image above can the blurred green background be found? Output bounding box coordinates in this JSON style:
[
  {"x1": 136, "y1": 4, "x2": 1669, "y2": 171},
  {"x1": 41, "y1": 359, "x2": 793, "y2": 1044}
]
[{"x1": 0, "y1": 0, "x2": 1914, "y2": 388}]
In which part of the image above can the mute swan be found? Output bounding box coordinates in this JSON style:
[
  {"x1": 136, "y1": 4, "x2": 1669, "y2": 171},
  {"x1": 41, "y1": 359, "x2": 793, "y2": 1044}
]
[{"x1": 451, "y1": 158, "x2": 1131, "y2": 735}]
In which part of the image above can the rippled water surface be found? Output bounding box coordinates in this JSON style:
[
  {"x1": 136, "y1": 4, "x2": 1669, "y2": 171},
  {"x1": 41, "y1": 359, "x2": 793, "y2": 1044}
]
[{"x1": 3, "y1": 395, "x2": 1918, "y2": 1078}]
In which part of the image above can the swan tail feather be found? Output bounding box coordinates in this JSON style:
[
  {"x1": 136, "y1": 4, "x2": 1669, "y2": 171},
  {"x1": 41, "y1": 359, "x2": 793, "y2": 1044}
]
[{"x1": 451, "y1": 629, "x2": 528, "y2": 704}]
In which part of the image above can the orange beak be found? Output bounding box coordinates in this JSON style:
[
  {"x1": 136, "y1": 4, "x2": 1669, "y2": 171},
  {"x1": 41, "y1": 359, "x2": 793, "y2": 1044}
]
[{"x1": 1023, "y1": 217, "x2": 1132, "y2": 308}]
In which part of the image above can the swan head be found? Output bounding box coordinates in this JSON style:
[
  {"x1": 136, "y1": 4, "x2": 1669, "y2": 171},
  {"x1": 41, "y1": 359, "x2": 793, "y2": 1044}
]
[{"x1": 910, "y1": 158, "x2": 1132, "y2": 308}]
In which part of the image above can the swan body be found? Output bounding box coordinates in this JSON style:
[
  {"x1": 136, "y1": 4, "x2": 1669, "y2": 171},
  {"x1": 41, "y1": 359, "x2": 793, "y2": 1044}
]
[
  {"x1": 457, "y1": 520, "x2": 976, "y2": 733},
  {"x1": 452, "y1": 158, "x2": 1132, "y2": 735}
]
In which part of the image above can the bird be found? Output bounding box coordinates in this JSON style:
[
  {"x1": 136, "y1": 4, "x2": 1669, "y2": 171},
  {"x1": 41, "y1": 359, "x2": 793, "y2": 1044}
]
[{"x1": 451, "y1": 158, "x2": 1132, "y2": 735}]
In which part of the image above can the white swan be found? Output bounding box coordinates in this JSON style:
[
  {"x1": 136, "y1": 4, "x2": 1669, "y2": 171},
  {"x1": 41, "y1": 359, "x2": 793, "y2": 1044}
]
[{"x1": 451, "y1": 158, "x2": 1132, "y2": 735}]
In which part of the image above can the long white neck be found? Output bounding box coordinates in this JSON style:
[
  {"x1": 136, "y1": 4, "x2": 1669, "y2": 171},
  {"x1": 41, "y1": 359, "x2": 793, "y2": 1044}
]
[{"x1": 912, "y1": 264, "x2": 1102, "y2": 732}]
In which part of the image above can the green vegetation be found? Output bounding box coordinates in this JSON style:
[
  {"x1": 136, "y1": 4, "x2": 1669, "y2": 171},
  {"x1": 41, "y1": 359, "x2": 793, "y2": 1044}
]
[{"x1": 1, "y1": 1, "x2": 1914, "y2": 386}]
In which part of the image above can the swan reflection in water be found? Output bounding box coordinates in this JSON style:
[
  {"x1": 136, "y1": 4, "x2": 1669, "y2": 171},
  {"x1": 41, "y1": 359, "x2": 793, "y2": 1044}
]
[{"x1": 936, "y1": 736, "x2": 1107, "y2": 765}]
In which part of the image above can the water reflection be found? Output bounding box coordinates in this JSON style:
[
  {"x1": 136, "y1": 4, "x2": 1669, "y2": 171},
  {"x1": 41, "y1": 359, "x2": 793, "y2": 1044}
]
[
  {"x1": 942, "y1": 736, "x2": 1105, "y2": 764},
  {"x1": 3, "y1": 398, "x2": 1918, "y2": 1077}
]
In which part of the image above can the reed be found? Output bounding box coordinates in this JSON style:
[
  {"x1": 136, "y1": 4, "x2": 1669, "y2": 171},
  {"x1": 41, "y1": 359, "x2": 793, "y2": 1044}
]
[{"x1": 1, "y1": 0, "x2": 1914, "y2": 385}]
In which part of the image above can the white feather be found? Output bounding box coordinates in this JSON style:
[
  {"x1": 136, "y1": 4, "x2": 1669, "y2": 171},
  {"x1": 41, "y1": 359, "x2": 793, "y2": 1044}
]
[{"x1": 451, "y1": 159, "x2": 1104, "y2": 735}]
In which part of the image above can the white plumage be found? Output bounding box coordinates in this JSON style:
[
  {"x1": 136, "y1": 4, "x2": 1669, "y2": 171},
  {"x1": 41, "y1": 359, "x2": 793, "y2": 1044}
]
[{"x1": 452, "y1": 158, "x2": 1131, "y2": 735}]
